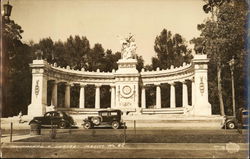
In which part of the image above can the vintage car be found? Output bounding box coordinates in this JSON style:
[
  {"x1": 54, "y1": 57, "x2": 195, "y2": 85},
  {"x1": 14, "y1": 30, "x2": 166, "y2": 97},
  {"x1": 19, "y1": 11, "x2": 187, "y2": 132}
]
[
  {"x1": 224, "y1": 108, "x2": 248, "y2": 129},
  {"x1": 82, "y1": 109, "x2": 124, "y2": 129},
  {"x1": 224, "y1": 116, "x2": 238, "y2": 129},
  {"x1": 29, "y1": 111, "x2": 75, "y2": 129}
]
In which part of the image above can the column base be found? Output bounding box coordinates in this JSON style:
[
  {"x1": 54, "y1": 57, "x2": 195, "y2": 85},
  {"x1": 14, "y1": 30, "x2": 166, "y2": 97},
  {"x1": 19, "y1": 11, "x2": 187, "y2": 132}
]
[
  {"x1": 28, "y1": 103, "x2": 47, "y2": 117},
  {"x1": 193, "y1": 102, "x2": 212, "y2": 116}
]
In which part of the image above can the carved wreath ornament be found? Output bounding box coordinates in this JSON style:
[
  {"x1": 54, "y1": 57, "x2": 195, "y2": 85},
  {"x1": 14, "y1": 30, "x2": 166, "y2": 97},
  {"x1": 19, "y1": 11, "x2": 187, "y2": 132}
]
[{"x1": 120, "y1": 85, "x2": 133, "y2": 98}]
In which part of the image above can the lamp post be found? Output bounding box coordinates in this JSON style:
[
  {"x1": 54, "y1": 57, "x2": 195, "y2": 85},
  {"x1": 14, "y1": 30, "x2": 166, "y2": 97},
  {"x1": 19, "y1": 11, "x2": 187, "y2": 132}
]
[
  {"x1": 229, "y1": 57, "x2": 236, "y2": 117},
  {"x1": 3, "y1": 1, "x2": 13, "y2": 20}
]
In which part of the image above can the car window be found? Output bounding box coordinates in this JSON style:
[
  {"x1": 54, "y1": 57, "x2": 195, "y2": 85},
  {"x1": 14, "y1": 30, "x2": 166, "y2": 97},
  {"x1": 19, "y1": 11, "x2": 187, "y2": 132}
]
[
  {"x1": 101, "y1": 112, "x2": 108, "y2": 116},
  {"x1": 110, "y1": 112, "x2": 118, "y2": 116},
  {"x1": 59, "y1": 112, "x2": 64, "y2": 117},
  {"x1": 242, "y1": 111, "x2": 248, "y2": 116},
  {"x1": 53, "y1": 112, "x2": 60, "y2": 117}
]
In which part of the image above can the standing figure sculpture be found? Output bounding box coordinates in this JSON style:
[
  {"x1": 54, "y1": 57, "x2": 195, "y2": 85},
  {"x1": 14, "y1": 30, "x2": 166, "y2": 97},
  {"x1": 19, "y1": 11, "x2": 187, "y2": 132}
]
[{"x1": 119, "y1": 33, "x2": 137, "y2": 59}]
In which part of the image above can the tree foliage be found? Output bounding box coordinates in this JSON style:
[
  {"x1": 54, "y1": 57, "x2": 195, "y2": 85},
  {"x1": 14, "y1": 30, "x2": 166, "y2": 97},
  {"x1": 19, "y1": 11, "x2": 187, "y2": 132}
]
[
  {"x1": 191, "y1": 1, "x2": 248, "y2": 115},
  {"x1": 153, "y1": 29, "x2": 193, "y2": 70},
  {"x1": 2, "y1": 18, "x2": 32, "y2": 117}
]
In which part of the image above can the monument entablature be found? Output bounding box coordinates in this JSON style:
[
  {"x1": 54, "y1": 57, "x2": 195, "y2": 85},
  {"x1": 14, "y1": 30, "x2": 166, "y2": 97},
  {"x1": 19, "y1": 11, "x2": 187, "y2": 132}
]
[{"x1": 28, "y1": 35, "x2": 212, "y2": 117}]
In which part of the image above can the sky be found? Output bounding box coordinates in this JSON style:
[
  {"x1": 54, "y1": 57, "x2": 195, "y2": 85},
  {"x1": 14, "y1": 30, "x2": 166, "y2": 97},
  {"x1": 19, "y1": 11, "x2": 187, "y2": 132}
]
[{"x1": 4, "y1": 0, "x2": 209, "y2": 64}]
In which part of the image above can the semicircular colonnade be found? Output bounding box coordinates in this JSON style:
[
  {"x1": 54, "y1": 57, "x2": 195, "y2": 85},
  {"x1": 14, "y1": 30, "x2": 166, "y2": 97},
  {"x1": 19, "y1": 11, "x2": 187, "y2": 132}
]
[{"x1": 28, "y1": 54, "x2": 212, "y2": 117}]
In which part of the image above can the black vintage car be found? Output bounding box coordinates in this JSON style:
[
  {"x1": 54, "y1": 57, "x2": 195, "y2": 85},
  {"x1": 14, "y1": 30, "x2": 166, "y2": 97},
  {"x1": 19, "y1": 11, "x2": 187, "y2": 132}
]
[
  {"x1": 82, "y1": 109, "x2": 124, "y2": 129},
  {"x1": 29, "y1": 111, "x2": 75, "y2": 129},
  {"x1": 224, "y1": 108, "x2": 249, "y2": 129}
]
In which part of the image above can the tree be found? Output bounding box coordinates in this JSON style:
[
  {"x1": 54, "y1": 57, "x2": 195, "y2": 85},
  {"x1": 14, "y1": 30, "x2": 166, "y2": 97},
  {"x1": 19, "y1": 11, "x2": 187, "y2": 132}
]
[
  {"x1": 2, "y1": 18, "x2": 32, "y2": 117},
  {"x1": 64, "y1": 35, "x2": 90, "y2": 70},
  {"x1": 153, "y1": 29, "x2": 193, "y2": 70},
  {"x1": 136, "y1": 55, "x2": 144, "y2": 72},
  {"x1": 191, "y1": 0, "x2": 248, "y2": 115},
  {"x1": 86, "y1": 43, "x2": 105, "y2": 71}
]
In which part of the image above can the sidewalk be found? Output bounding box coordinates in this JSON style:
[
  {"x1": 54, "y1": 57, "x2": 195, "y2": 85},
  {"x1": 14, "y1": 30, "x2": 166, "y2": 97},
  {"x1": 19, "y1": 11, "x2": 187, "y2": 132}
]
[
  {"x1": 2, "y1": 141, "x2": 249, "y2": 158},
  {"x1": 2, "y1": 142, "x2": 249, "y2": 151}
]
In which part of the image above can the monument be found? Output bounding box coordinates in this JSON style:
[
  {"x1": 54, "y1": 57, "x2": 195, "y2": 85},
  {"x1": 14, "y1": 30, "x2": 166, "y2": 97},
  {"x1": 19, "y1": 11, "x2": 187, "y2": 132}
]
[
  {"x1": 27, "y1": 34, "x2": 213, "y2": 119},
  {"x1": 115, "y1": 34, "x2": 139, "y2": 113}
]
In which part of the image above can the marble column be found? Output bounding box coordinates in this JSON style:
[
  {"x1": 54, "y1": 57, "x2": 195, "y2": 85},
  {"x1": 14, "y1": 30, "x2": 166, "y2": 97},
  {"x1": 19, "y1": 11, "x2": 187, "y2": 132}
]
[
  {"x1": 79, "y1": 84, "x2": 86, "y2": 108},
  {"x1": 170, "y1": 83, "x2": 176, "y2": 108},
  {"x1": 192, "y1": 78, "x2": 195, "y2": 106},
  {"x1": 182, "y1": 81, "x2": 188, "y2": 107},
  {"x1": 95, "y1": 84, "x2": 101, "y2": 109},
  {"x1": 156, "y1": 83, "x2": 161, "y2": 109},
  {"x1": 110, "y1": 84, "x2": 116, "y2": 108},
  {"x1": 141, "y1": 85, "x2": 146, "y2": 109},
  {"x1": 51, "y1": 81, "x2": 58, "y2": 107},
  {"x1": 64, "y1": 83, "x2": 71, "y2": 108}
]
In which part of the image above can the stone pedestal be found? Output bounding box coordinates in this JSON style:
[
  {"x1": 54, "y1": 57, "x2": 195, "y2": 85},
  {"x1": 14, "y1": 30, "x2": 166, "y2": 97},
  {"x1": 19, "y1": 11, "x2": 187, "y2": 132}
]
[
  {"x1": 192, "y1": 55, "x2": 212, "y2": 116},
  {"x1": 115, "y1": 59, "x2": 139, "y2": 112},
  {"x1": 28, "y1": 60, "x2": 48, "y2": 117}
]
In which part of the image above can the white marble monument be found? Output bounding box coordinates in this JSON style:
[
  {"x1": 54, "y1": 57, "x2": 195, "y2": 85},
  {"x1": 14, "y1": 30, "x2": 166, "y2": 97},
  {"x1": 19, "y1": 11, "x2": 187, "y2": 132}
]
[
  {"x1": 115, "y1": 34, "x2": 139, "y2": 113},
  {"x1": 27, "y1": 35, "x2": 212, "y2": 118}
]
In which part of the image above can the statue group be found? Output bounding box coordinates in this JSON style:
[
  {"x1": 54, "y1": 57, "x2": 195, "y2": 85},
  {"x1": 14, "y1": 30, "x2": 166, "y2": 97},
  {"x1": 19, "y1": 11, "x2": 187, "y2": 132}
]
[{"x1": 119, "y1": 34, "x2": 137, "y2": 60}]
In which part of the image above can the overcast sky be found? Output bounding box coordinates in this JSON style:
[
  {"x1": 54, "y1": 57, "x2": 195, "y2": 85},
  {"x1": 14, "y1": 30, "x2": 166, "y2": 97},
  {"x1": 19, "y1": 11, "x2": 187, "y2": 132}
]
[{"x1": 4, "y1": 0, "x2": 209, "y2": 64}]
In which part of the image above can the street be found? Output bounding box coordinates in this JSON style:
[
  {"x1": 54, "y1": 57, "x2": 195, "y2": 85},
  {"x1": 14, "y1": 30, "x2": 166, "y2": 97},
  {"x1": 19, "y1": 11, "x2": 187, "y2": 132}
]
[{"x1": 1, "y1": 128, "x2": 249, "y2": 158}]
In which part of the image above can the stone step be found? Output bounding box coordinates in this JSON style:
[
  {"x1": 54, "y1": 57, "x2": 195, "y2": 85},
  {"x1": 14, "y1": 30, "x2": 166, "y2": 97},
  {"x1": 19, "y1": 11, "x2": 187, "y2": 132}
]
[
  {"x1": 142, "y1": 108, "x2": 185, "y2": 114},
  {"x1": 74, "y1": 115, "x2": 224, "y2": 129}
]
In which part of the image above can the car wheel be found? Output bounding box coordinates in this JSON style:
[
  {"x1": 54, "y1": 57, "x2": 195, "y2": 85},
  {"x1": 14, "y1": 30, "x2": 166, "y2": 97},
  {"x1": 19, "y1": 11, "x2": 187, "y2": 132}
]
[
  {"x1": 112, "y1": 121, "x2": 120, "y2": 129},
  {"x1": 226, "y1": 121, "x2": 236, "y2": 129},
  {"x1": 58, "y1": 121, "x2": 67, "y2": 129},
  {"x1": 83, "y1": 121, "x2": 92, "y2": 129}
]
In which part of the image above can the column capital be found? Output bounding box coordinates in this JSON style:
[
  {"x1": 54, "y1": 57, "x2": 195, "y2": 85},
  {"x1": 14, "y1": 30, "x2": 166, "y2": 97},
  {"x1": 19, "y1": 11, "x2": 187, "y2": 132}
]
[
  {"x1": 182, "y1": 80, "x2": 188, "y2": 85},
  {"x1": 110, "y1": 84, "x2": 116, "y2": 88},
  {"x1": 95, "y1": 84, "x2": 102, "y2": 88},
  {"x1": 65, "y1": 83, "x2": 70, "y2": 86},
  {"x1": 191, "y1": 77, "x2": 195, "y2": 83},
  {"x1": 80, "y1": 83, "x2": 87, "y2": 87},
  {"x1": 169, "y1": 82, "x2": 176, "y2": 86},
  {"x1": 51, "y1": 80, "x2": 58, "y2": 84},
  {"x1": 154, "y1": 83, "x2": 161, "y2": 86},
  {"x1": 65, "y1": 83, "x2": 73, "y2": 87}
]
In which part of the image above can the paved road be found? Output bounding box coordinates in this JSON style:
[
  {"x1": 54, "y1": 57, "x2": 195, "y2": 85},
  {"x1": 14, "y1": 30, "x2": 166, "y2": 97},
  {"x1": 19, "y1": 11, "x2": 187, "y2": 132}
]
[
  {"x1": 1, "y1": 128, "x2": 248, "y2": 143},
  {"x1": 1, "y1": 128, "x2": 248, "y2": 158}
]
